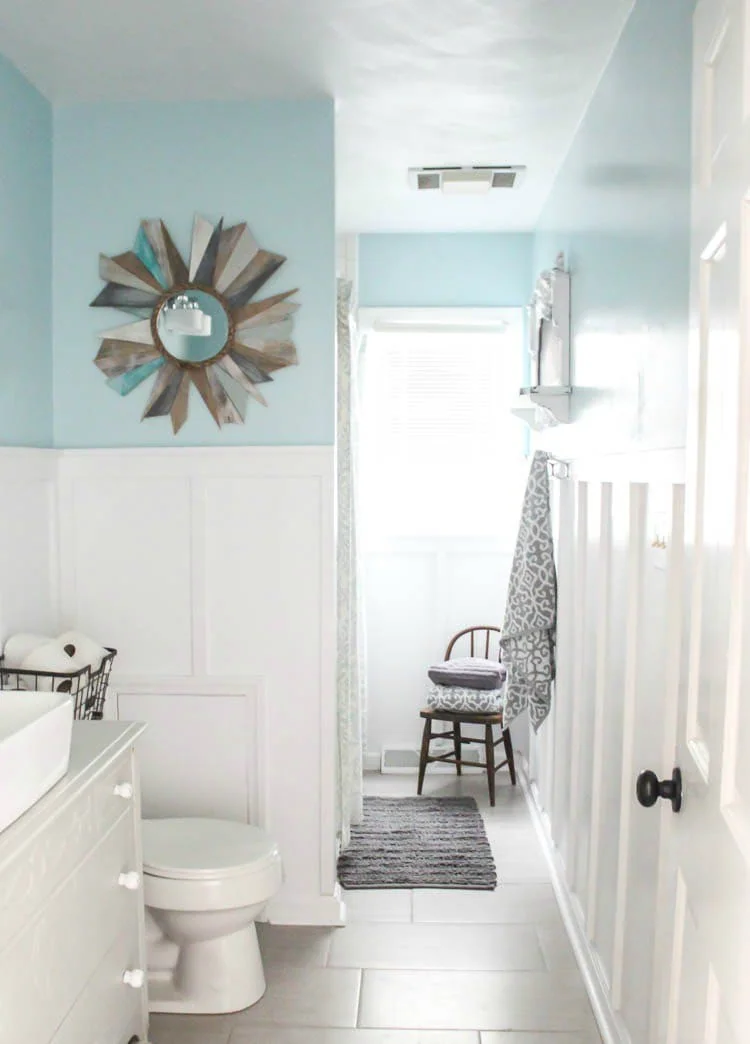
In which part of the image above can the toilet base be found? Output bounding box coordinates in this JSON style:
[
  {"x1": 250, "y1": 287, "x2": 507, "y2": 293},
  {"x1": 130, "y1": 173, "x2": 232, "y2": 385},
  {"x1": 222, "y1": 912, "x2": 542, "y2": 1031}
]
[{"x1": 148, "y1": 923, "x2": 266, "y2": 1014}]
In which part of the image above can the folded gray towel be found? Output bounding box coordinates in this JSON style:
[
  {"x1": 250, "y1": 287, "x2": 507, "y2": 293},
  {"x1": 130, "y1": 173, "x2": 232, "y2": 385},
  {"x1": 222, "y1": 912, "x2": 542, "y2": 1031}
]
[{"x1": 428, "y1": 657, "x2": 507, "y2": 691}]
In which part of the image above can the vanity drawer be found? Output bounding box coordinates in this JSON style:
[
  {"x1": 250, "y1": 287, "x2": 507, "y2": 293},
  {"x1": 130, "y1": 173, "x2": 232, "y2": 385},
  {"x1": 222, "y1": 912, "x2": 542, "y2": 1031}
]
[
  {"x1": 50, "y1": 925, "x2": 146, "y2": 1044},
  {"x1": 0, "y1": 748, "x2": 137, "y2": 948},
  {"x1": 0, "y1": 811, "x2": 142, "y2": 1044}
]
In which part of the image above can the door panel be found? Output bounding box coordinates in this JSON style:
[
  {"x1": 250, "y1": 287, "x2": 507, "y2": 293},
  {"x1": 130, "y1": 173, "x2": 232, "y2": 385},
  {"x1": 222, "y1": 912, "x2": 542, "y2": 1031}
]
[{"x1": 662, "y1": 0, "x2": 750, "y2": 1039}]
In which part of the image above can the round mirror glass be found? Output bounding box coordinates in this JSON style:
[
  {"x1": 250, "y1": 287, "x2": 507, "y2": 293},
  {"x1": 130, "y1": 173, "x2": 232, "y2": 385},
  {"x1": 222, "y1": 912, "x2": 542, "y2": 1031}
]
[{"x1": 156, "y1": 290, "x2": 230, "y2": 364}]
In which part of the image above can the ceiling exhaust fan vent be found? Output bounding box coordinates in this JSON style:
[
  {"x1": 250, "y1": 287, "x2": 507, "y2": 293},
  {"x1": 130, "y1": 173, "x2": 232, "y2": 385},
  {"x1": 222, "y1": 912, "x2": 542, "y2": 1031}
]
[
  {"x1": 417, "y1": 171, "x2": 441, "y2": 190},
  {"x1": 409, "y1": 166, "x2": 526, "y2": 194}
]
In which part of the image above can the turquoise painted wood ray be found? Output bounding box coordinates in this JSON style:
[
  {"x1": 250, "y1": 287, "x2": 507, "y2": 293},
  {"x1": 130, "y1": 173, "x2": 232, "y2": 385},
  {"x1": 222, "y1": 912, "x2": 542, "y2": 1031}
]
[
  {"x1": 107, "y1": 357, "x2": 165, "y2": 396},
  {"x1": 134, "y1": 225, "x2": 167, "y2": 287}
]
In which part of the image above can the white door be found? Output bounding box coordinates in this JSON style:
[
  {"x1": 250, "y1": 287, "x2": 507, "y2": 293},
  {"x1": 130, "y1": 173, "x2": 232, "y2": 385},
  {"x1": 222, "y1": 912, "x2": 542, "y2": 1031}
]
[{"x1": 655, "y1": 0, "x2": 750, "y2": 1039}]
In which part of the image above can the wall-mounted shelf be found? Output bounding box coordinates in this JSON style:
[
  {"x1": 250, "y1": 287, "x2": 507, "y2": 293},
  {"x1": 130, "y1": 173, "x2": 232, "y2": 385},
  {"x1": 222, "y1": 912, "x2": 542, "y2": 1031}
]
[
  {"x1": 512, "y1": 252, "x2": 573, "y2": 432},
  {"x1": 511, "y1": 386, "x2": 572, "y2": 431}
]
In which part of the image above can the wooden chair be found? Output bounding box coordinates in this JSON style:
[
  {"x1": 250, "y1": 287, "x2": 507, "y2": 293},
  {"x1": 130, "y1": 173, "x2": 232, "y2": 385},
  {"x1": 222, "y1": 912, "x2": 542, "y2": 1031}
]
[{"x1": 417, "y1": 625, "x2": 516, "y2": 807}]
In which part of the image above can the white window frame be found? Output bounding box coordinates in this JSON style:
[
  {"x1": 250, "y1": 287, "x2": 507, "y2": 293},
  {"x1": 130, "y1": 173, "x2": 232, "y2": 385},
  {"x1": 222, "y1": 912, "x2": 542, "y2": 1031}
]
[
  {"x1": 357, "y1": 305, "x2": 526, "y2": 551},
  {"x1": 358, "y1": 307, "x2": 517, "y2": 335}
]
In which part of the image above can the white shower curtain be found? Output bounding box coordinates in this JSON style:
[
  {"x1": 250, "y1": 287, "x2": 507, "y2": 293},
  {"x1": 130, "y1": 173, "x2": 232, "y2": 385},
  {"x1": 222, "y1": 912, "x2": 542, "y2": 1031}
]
[{"x1": 336, "y1": 278, "x2": 365, "y2": 846}]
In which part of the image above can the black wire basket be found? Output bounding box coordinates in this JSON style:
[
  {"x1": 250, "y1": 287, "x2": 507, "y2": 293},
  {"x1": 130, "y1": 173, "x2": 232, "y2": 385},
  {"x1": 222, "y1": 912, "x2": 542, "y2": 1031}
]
[{"x1": 0, "y1": 648, "x2": 117, "y2": 720}]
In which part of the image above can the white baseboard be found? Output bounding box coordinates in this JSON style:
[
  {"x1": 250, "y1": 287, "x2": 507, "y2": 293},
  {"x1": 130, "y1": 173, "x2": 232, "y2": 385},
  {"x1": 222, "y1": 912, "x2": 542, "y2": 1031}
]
[
  {"x1": 518, "y1": 761, "x2": 632, "y2": 1044},
  {"x1": 265, "y1": 885, "x2": 346, "y2": 927}
]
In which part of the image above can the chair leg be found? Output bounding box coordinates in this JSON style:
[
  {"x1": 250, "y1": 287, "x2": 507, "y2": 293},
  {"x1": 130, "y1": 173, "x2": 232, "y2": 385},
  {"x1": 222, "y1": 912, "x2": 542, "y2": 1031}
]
[
  {"x1": 485, "y1": 723, "x2": 496, "y2": 807},
  {"x1": 454, "y1": 722, "x2": 462, "y2": 776},
  {"x1": 503, "y1": 726, "x2": 517, "y2": 786},
  {"x1": 417, "y1": 718, "x2": 432, "y2": 795}
]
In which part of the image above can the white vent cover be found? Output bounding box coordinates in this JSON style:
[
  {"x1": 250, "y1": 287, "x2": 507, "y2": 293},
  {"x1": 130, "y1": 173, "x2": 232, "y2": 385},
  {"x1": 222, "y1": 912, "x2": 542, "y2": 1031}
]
[{"x1": 409, "y1": 166, "x2": 526, "y2": 194}]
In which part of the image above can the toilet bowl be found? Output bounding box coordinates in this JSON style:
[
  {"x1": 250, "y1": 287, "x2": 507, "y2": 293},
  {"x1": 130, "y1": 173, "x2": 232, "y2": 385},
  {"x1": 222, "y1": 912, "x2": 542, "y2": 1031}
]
[{"x1": 142, "y1": 817, "x2": 282, "y2": 1014}]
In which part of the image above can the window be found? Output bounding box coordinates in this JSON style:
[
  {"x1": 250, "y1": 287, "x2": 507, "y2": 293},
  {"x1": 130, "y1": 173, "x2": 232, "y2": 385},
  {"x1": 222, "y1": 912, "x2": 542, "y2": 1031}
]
[{"x1": 359, "y1": 310, "x2": 527, "y2": 542}]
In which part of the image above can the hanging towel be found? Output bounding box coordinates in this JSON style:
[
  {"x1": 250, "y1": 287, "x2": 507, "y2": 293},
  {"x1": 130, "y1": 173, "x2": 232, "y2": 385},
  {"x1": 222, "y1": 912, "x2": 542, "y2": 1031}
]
[{"x1": 500, "y1": 451, "x2": 557, "y2": 731}]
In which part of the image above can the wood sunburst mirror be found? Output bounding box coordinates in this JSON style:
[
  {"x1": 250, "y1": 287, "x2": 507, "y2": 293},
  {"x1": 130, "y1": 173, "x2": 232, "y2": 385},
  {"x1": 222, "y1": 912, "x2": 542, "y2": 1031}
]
[{"x1": 90, "y1": 215, "x2": 300, "y2": 433}]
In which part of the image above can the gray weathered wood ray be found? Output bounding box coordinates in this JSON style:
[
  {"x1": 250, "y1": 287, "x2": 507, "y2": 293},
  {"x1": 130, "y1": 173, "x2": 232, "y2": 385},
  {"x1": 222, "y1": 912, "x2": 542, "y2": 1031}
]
[{"x1": 95, "y1": 340, "x2": 162, "y2": 377}]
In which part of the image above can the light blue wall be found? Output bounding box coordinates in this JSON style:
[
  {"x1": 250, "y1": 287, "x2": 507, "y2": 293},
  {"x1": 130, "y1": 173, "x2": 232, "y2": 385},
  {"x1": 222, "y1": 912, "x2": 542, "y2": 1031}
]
[
  {"x1": 0, "y1": 55, "x2": 52, "y2": 447},
  {"x1": 533, "y1": 0, "x2": 693, "y2": 460},
  {"x1": 53, "y1": 99, "x2": 335, "y2": 447},
  {"x1": 358, "y1": 233, "x2": 534, "y2": 308}
]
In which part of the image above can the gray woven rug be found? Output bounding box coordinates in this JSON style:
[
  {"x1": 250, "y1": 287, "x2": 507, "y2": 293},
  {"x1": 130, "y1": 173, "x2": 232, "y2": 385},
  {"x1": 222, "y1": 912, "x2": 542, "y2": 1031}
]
[{"x1": 338, "y1": 796, "x2": 497, "y2": 890}]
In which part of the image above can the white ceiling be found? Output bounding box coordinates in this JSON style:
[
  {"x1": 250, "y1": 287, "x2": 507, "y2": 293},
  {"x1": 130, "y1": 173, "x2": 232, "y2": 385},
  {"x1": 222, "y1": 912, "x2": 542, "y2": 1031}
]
[{"x1": 0, "y1": 0, "x2": 633, "y2": 232}]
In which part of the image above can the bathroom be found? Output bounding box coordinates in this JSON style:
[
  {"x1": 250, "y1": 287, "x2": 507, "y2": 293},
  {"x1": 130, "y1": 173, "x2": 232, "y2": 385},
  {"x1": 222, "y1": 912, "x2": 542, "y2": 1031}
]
[{"x1": 0, "y1": 0, "x2": 730, "y2": 1040}]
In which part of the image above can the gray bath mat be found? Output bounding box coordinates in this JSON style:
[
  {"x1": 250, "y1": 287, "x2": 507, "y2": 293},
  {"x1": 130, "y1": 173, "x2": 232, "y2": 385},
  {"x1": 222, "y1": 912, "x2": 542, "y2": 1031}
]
[{"x1": 337, "y1": 796, "x2": 497, "y2": 890}]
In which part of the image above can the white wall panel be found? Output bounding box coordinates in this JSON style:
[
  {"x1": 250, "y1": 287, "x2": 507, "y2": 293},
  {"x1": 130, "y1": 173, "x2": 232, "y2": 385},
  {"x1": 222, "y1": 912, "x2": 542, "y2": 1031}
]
[
  {"x1": 58, "y1": 475, "x2": 192, "y2": 675},
  {"x1": 117, "y1": 682, "x2": 262, "y2": 824},
  {"x1": 0, "y1": 450, "x2": 59, "y2": 643},
  {"x1": 57, "y1": 447, "x2": 339, "y2": 927}
]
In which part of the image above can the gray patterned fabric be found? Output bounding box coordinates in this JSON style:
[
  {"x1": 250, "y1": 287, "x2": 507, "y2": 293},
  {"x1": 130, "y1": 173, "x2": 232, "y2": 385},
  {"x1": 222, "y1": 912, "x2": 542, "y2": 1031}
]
[
  {"x1": 428, "y1": 656, "x2": 506, "y2": 690},
  {"x1": 337, "y1": 796, "x2": 497, "y2": 889},
  {"x1": 500, "y1": 451, "x2": 557, "y2": 731},
  {"x1": 426, "y1": 681, "x2": 505, "y2": 714}
]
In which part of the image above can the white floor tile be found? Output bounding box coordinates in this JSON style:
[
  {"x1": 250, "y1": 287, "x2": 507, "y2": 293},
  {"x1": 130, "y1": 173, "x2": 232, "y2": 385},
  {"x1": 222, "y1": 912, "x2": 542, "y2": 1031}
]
[
  {"x1": 343, "y1": 888, "x2": 413, "y2": 923},
  {"x1": 230, "y1": 1030, "x2": 479, "y2": 1043},
  {"x1": 536, "y1": 925, "x2": 581, "y2": 971},
  {"x1": 258, "y1": 923, "x2": 334, "y2": 967},
  {"x1": 149, "y1": 1013, "x2": 232, "y2": 1043},
  {"x1": 481, "y1": 1033, "x2": 601, "y2": 1043},
  {"x1": 359, "y1": 969, "x2": 597, "y2": 1033},
  {"x1": 412, "y1": 884, "x2": 563, "y2": 926},
  {"x1": 327, "y1": 922, "x2": 545, "y2": 972},
  {"x1": 228, "y1": 967, "x2": 361, "y2": 1029}
]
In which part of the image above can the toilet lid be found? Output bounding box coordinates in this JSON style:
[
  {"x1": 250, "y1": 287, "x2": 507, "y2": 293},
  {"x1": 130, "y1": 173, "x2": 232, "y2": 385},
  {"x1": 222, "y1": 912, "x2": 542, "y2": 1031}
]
[{"x1": 142, "y1": 818, "x2": 280, "y2": 880}]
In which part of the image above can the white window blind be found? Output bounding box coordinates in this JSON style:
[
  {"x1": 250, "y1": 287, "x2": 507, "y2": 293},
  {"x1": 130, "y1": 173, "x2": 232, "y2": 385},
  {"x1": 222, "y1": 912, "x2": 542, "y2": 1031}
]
[{"x1": 360, "y1": 318, "x2": 527, "y2": 541}]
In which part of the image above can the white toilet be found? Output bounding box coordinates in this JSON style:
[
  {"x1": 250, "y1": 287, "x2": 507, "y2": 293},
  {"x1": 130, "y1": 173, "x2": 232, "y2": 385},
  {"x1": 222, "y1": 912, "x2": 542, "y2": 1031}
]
[{"x1": 142, "y1": 817, "x2": 283, "y2": 1014}]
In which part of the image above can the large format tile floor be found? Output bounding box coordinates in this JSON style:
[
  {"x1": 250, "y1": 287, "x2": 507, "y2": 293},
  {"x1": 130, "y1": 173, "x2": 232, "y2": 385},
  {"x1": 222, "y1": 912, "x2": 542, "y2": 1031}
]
[{"x1": 150, "y1": 770, "x2": 601, "y2": 1043}]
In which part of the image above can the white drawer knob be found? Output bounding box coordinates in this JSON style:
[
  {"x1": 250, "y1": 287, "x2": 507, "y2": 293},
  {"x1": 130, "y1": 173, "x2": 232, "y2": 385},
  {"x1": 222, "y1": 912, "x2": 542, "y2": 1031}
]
[
  {"x1": 123, "y1": 968, "x2": 145, "y2": 989},
  {"x1": 113, "y1": 782, "x2": 134, "y2": 799},
  {"x1": 118, "y1": 871, "x2": 141, "y2": 891}
]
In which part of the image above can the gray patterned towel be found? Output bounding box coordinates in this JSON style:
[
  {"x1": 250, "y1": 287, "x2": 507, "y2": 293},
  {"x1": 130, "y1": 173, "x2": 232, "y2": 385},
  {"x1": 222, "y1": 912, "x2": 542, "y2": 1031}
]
[{"x1": 500, "y1": 451, "x2": 557, "y2": 731}]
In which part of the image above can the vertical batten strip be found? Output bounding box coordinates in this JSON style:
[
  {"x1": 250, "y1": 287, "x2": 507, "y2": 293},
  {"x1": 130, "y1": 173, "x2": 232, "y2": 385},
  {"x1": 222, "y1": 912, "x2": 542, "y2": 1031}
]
[
  {"x1": 585, "y1": 482, "x2": 614, "y2": 939},
  {"x1": 550, "y1": 478, "x2": 576, "y2": 848},
  {"x1": 665, "y1": 870, "x2": 689, "y2": 1044},
  {"x1": 318, "y1": 462, "x2": 339, "y2": 904},
  {"x1": 567, "y1": 481, "x2": 589, "y2": 890},
  {"x1": 648, "y1": 484, "x2": 686, "y2": 1043},
  {"x1": 611, "y1": 482, "x2": 648, "y2": 1007}
]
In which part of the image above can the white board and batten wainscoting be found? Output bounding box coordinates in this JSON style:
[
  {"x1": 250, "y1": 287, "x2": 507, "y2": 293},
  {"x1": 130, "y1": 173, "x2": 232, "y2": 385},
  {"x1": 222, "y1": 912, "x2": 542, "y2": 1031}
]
[
  {"x1": 525, "y1": 453, "x2": 686, "y2": 1044},
  {"x1": 0, "y1": 446, "x2": 341, "y2": 928}
]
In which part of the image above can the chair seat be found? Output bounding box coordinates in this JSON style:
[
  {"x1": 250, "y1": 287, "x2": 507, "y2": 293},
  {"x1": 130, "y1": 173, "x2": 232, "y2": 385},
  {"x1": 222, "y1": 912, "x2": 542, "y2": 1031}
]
[{"x1": 420, "y1": 706, "x2": 504, "y2": 726}]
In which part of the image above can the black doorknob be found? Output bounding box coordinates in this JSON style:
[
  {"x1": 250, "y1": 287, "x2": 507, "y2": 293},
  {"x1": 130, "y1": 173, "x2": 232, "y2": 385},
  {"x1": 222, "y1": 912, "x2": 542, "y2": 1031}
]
[{"x1": 636, "y1": 767, "x2": 682, "y2": 813}]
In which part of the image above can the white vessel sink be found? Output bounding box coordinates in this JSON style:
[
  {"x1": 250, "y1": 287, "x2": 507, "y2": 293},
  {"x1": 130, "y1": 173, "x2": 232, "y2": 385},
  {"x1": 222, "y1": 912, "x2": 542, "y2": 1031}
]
[{"x1": 0, "y1": 691, "x2": 74, "y2": 834}]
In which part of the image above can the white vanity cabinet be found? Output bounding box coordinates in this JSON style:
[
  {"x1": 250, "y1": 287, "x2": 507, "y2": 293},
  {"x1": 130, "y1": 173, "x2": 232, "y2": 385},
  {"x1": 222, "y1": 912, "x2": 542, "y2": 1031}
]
[{"x1": 0, "y1": 721, "x2": 148, "y2": 1044}]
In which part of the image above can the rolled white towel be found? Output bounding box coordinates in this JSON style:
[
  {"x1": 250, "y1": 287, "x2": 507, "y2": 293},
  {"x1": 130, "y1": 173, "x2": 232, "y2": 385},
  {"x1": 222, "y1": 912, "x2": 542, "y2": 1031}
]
[
  {"x1": 3, "y1": 633, "x2": 53, "y2": 670},
  {"x1": 21, "y1": 642, "x2": 87, "y2": 692},
  {"x1": 56, "y1": 631, "x2": 108, "y2": 672}
]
